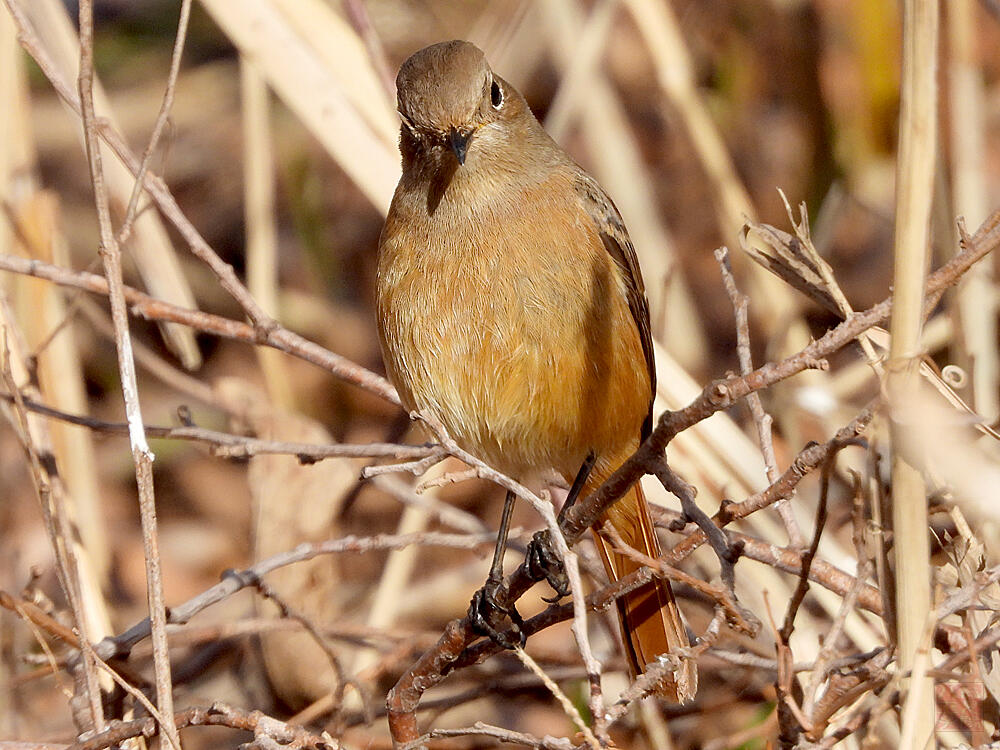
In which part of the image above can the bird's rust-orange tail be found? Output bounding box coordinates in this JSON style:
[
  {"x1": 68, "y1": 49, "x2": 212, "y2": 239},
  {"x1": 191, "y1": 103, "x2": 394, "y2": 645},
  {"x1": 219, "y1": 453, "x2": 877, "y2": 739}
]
[{"x1": 591, "y1": 482, "x2": 697, "y2": 702}]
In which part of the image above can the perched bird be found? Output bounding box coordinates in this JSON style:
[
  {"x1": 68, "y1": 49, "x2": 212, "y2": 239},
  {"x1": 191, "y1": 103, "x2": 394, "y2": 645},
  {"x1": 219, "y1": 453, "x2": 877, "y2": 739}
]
[{"x1": 376, "y1": 40, "x2": 696, "y2": 701}]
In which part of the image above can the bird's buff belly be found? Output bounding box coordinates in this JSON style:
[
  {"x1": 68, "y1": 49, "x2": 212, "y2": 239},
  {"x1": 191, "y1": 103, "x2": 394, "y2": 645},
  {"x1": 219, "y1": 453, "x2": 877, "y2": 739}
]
[
  {"x1": 379, "y1": 277, "x2": 648, "y2": 481},
  {"x1": 400, "y1": 334, "x2": 591, "y2": 478}
]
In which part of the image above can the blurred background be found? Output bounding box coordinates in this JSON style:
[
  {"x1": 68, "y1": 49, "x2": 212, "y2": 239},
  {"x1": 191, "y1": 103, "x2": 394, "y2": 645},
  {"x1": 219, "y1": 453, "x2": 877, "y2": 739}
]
[{"x1": 1, "y1": 1, "x2": 999, "y2": 748}]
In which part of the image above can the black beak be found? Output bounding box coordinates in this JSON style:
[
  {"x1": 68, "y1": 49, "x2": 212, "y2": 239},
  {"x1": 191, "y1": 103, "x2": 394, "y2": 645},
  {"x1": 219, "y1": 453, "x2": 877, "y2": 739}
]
[{"x1": 448, "y1": 127, "x2": 472, "y2": 165}]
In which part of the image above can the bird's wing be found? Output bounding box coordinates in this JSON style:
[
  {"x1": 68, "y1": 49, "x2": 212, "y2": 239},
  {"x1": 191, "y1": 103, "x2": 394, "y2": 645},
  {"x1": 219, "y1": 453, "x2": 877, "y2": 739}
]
[{"x1": 573, "y1": 174, "x2": 656, "y2": 434}]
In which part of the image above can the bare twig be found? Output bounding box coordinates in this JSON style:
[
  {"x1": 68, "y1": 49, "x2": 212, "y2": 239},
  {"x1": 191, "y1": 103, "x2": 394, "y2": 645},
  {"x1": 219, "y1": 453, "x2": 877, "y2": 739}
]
[
  {"x1": 67, "y1": 703, "x2": 333, "y2": 750},
  {"x1": 0, "y1": 390, "x2": 434, "y2": 461},
  {"x1": 94, "y1": 531, "x2": 494, "y2": 662},
  {"x1": 775, "y1": 437, "x2": 862, "y2": 743},
  {"x1": 653, "y1": 455, "x2": 738, "y2": 596},
  {"x1": 4, "y1": 0, "x2": 284, "y2": 334},
  {"x1": 116, "y1": 0, "x2": 192, "y2": 245},
  {"x1": 607, "y1": 610, "x2": 725, "y2": 727},
  {"x1": 75, "y1": 296, "x2": 217, "y2": 406},
  {"x1": 0, "y1": 325, "x2": 104, "y2": 732},
  {"x1": 0, "y1": 250, "x2": 398, "y2": 402},
  {"x1": 368, "y1": 475, "x2": 491, "y2": 534},
  {"x1": 0, "y1": 591, "x2": 177, "y2": 747},
  {"x1": 511, "y1": 646, "x2": 599, "y2": 750},
  {"x1": 801, "y1": 477, "x2": 877, "y2": 725},
  {"x1": 600, "y1": 524, "x2": 749, "y2": 633},
  {"x1": 384, "y1": 413, "x2": 608, "y2": 740},
  {"x1": 252, "y1": 580, "x2": 357, "y2": 732},
  {"x1": 404, "y1": 722, "x2": 574, "y2": 750},
  {"x1": 561, "y1": 207, "x2": 1000, "y2": 550},
  {"x1": 716, "y1": 245, "x2": 804, "y2": 547},
  {"x1": 0, "y1": 590, "x2": 80, "y2": 648},
  {"x1": 75, "y1": 2, "x2": 178, "y2": 745},
  {"x1": 780, "y1": 439, "x2": 864, "y2": 643},
  {"x1": 651, "y1": 506, "x2": 883, "y2": 615}
]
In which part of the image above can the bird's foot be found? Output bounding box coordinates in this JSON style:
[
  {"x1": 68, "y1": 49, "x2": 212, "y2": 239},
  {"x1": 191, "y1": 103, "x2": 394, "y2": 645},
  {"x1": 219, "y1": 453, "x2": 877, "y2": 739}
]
[
  {"x1": 468, "y1": 576, "x2": 526, "y2": 649},
  {"x1": 526, "y1": 530, "x2": 569, "y2": 603}
]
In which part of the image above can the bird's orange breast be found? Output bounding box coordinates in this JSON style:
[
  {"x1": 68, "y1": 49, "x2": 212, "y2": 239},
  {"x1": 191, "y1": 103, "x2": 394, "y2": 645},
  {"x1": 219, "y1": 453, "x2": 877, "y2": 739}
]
[{"x1": 376, "y1": 170, "x2": 650, "y2": 483}]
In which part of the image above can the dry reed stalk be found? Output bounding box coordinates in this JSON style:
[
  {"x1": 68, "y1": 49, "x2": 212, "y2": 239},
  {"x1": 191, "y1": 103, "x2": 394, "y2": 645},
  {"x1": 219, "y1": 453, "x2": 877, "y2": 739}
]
[
  {"x1": 197, "y1": 0, "x2": 399, "y2": 213},
  {"x1": 26, "y1": 60, "x2": 237, "y2": 157},
  {"x1": 888, "y1": 0, "x2": 938, "y2": 746},
  {"x1": 470, "y1": 0, "x2": 538, "y2": 79},
  {"x1": 240, "y1": 58, "x2": 295, "y2": 411},
  {"x1": 12, "y1": 197, "x2": 110, "y2": 589},
  {"x1": 946, "y1": 0, "x2": 998, "y2": 422},
  {"x1": 274, "y1": 0, "x2": 397, "y2": 145},
  {"x1": 0, "y1": 308, "x2": 106, "y2": 734},
  {"x1": 1, "y1": 6, "x2": 118, "y2": 708},
  {"x1": 14, "y1": 0, "x2": 201, "y2": 370},
  {"x1": 0, "y1": 5, "x2": 33, "y2": 199},
  {"x1": 7, "y1": 197, "x2": 116, "y2": 655},
  {"x1": 543, "y1": 0, "x2": 618, "y2": 141},
  {"x1": 623, "y1": 0, "x2": 799, "y2": 337}
]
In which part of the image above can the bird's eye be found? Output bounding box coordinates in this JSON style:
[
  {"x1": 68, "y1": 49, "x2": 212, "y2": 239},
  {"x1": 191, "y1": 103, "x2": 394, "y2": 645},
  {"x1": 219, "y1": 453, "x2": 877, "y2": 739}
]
[{"x1": 490, "y1": 79, "x2": 503, "y2": 109}]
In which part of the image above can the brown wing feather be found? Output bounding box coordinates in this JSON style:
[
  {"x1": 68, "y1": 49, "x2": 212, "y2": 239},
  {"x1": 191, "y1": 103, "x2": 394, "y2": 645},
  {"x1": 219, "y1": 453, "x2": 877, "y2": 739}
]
[
  {"x1": 573, "y1": 175, "x2": 656, "y2": 438},
  {"x1": 572, "y1": 173, "x2": 696, "y2": 701}
]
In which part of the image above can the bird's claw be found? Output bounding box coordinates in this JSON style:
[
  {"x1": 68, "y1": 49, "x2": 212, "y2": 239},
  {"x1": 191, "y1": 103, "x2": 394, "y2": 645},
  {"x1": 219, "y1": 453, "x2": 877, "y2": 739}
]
[
  {"x1": 468, "y1": 577, "x2": 526, "y2": 649},
  {"x1": 526, "y1": 530, "x2": 569, "y2": 603}
]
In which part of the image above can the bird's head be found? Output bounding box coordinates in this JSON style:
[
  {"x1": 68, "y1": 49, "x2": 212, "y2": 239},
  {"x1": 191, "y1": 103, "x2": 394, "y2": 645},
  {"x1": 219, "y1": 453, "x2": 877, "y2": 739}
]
[{"x1": 395, "y1": 40, "x2": 521, "y2": 168}]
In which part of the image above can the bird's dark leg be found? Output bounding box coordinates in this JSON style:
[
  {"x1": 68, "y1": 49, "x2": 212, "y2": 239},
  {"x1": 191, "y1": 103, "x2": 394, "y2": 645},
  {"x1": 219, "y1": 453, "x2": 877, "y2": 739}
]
[
  {"x1": 560, "y1": 450, "x2": 597, "y2": 523},
  {"x1": 469, "y1": 489, "x2": 525, "y2": 648},
  {"x1": 526, "y1": 451, "x2": 597, "y2": 602}
]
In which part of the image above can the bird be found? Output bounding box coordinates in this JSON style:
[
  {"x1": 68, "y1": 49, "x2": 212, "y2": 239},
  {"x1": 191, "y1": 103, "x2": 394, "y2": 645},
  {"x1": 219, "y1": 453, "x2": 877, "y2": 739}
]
[{"x1": 376, "y1": 39, "x2": 696, "y2": 702}]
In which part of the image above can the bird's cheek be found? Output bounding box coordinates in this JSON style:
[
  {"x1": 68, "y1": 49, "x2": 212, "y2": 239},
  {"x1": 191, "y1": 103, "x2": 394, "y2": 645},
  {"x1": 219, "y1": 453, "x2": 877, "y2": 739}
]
[{"x1": 465, "y1": 126, "x2": 506, "y2": 164}]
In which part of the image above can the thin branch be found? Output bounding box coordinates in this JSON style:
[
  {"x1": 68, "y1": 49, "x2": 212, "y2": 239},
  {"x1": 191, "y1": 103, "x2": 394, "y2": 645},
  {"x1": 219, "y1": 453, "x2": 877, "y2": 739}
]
[
  {"x1": 653, "y1": 457, "x2": 739, "y2": 596},
  {"x1": 406, "y1": 722, "x2": 574, "y2": 750},
  {"x1": 0, "y1": 390, "x2": 434, "y2": 461},
  {"x1": 650, "y1": 505, "x2": 883, "y2": 615},
  {"x1": 94, "y1": 530, "x2": 494, "y2": 661},
  {"x1": 66, "y1": 702, "x2": 334, "y2": 750},
  {"x1": 0, "y1": 250, "x2": 398, "y2": 403},
  {"x1": 75, "y1": 295, "x2": 217, "y2": 406},
  {"x1": 716, "y1": 245, "x2": 804, "y2": 547},
  {"x1": 252, "y1": 579, "x2": 355, "y2": 732},
  {"x1": 780, "y1": 439, "x2": 863, "y2": 642},
  {"x1": 0, "y1": 323, "x2": 104, "y2": 732},
  {"x1": 0, "y1": 590, "x2": 80, "y2": 648},
  {"x1": 5, "y1": 0, "x2": 284, "y2": 333},
  {"x1": 75, "y1": 2, "x2": 178, "y2": 745},
  {"x1": 511, "y1": 646, "x2": 599, "y2": 750},
  {"x1": 389, "y1": 413, "x2": 608, "y2": 738},
  {"x1": 116, "y1": 0, "x2": 192, "y2": 245},
  {"x1": 600, "y1": 524, "x2": 749, "y2": 633}
]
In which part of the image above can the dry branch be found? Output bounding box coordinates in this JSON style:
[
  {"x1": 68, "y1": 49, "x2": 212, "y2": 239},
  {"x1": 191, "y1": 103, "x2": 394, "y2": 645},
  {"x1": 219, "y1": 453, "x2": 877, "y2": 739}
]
[
  {"x1": 67, "y1": 703, "x2": 333, "y2": 750},
  {"x1": 94, "y1": 531, "x2": 494, "y2": 662}
]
